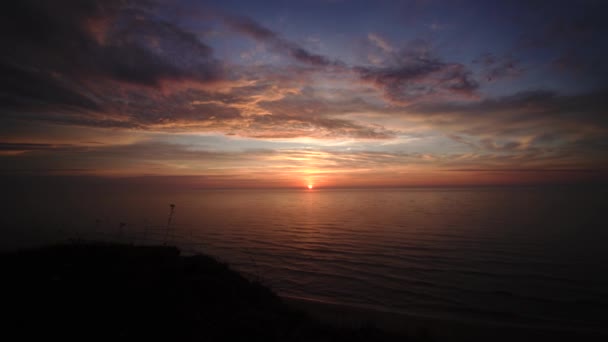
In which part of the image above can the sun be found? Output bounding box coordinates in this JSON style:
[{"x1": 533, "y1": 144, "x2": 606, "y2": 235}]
[{"x1": 307, "y1": 184, "x2": 313, "y2": 189}]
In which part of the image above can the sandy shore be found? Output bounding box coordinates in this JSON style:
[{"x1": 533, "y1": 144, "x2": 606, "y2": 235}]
[{"x1": 283, "y1": 296, "x2": 608, "y2": 342}]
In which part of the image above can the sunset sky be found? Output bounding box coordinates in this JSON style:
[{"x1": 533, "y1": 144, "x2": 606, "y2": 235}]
[{"x1": 1, "y1": 0, "x2": 607, "y2": 188}]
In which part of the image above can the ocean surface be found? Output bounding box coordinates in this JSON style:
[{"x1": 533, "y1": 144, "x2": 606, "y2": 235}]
[{"x1": 4, "y1": 186, "x2": 608, "y2": 334}]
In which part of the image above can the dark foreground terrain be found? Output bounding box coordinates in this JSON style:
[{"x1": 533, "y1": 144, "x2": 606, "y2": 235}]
[{"x1": 2, "y1": 242, "x2": 419, "y2": 341}]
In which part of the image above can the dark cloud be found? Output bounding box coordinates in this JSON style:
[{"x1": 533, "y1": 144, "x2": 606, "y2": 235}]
[
  {"x1": 105, "y1": 88, "x2": 243, "y2": 128},
  {"x1": 517, "y1": 2, "x2": 608, "y2": 50},
  {"x1": 472, "y1": 53, "x2": 522, "y2": 82},
  {"x1": 258, "y1": 88, "x2": 375, "y2": 117},
  {"x1": 551, "y1": 50, "x2": 584, "y2": 72},
  {"x1": 355, "y1": 41, "x2": 478, "y2": 103},
  {"x1": 223, "y1": 15, "x2": 344, "y2": 68},
  {"x1": 103, "y1": 8, "x2": 220, "y2": 83},
  {"x1": 445, "y1": 168, "x2": 603, "y2": 173},
  {"x1": 225, "y1": 16, "x2": 478, "y2": 103},
  {"x1": 428, "y1": 90, "x2": 608, "y2": 129},
  {"x1": 512, "y1": 1, "x2": 608, "y2": 81},
  {"x1": 355, "y1": 62, "x2": 477, "y2": 103},
  {"x1": 1, "y1": 4, "x2": 389, "y2": 139},
  {"x1": 409, "y1": 89, "x2": 608, "y2": 157},
  {"x1": 411, "y1": 89, "x2": 608, "y2": 131},
  {"x1": 0, "y1": 60, "x2": 394, "y2": 140},
  {"x1": 0, "y1": 140, "x2": 243, "y2": 176},
  {"x1": 0, "y1": 63, "x2": 101, "y2": 111},
  {"x1": 223, "y1": 15, "x2": 277, "y2": 40},
  {"x1": 0, "y1": 6, "x2": 476, "y2": 140},
  {"x1": 0, "y1": 143, "x2": 70, "y2": 152},
  {"x1": 0, "y1": 0, "x2": 221, "y2": 114}
]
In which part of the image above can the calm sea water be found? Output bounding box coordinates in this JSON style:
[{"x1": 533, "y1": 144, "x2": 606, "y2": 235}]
[{"x1": 4, "y1": 186, "x2": 608, "y2": 333}]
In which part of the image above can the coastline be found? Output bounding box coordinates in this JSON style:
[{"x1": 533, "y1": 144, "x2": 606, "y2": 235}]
[
  {"x1": 2, "y1": 242, "x2": 408, "y2": 341},
  {"x1": 4, "y1": 241, "x2": 607, "y2": 341},
  {"x1": 283, "y1": 295, "x2": 608, "y2": 342}
]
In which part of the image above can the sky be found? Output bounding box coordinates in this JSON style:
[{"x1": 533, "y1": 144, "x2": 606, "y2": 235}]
[{"x1": 1, "y1": 0, "x2": 607, "y2": 188}]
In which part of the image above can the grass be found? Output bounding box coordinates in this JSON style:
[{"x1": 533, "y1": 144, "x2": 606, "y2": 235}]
[{"x1": 2, "y1": 241, "x2": 425, "y2": 341}]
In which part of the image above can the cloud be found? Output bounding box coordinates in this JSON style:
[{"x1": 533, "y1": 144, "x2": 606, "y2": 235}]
[
  {"x1": 412, "y1": 89, "x2": 608, "y2": 130},
  {"x1": 472, "y1": 53, "x2": 522, "y2": 82},
  {"x1": 0, "y1": 5, "x2": 394, "y2": 140},
  {"x1": 355, "y1": 61, "x2": 478, "y2": 103},
  {"x1": 224, "y1": 17, "x2": 478, "y2": 104},
  {"x1": 3, "y1": 139, "x2": 602, "y2": 183},
  {"x1": 0, "y1": 0, "x2": 222, "y2": 113},
  {"x1": 1, "y1": 58, "x2": 395, "y2": 140},
  {"x1": 224, "y1": 15, "x2": 344, "y2": 68},
  {"x1": 367, "y1": 33, "x2": 394, "y2": 54},
  {"x1": 0, "y1": 8, "x2": 480, "y2": 140},
  {"x1": 512, "y1": 1, "x2": 608, "y2": 81},
  {"x1": 0, "y1": 142, "x2": 70, "y2": 151},
  {"x1": 0, "y1": 63, "x2": 102, "y2": 112},
  {"x1": 406, "y1": 89, "x2": 608, "y2": 159},
  {"x1": 244, "y1": 114, "x2": 394, "y2": 139},
  {"x1": 2, "y1": 2, "x2": 604, "y2": 159},
  {"x1": 0, "y1": 142, "x2": 74, "y2": 156},
  {"x1": 344, "y1": 34, "x2": 481, "y2": 103},
  {"x1": 517, "y1": 3, "x2": 608, "y2": 51}
]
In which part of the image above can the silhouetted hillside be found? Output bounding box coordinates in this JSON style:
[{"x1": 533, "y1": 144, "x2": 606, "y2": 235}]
[{"x1": 2, "y1": 242, "x2": 419, "y2": 341}]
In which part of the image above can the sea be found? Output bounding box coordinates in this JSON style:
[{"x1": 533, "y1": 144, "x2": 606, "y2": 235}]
[{"x1": 4, "y1": 185, "x2": 608, "y2": 335}]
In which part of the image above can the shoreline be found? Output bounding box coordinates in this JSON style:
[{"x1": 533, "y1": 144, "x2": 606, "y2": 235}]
[
  {"x1": 3, "y1": 242, "x2": 411, "y2": 341},
  {"x1": 4, "y1": 241, "x2": 607, "y2": 341},
  {"x1": 282, "y1": 295, "x2": 608, "y2": 342}
]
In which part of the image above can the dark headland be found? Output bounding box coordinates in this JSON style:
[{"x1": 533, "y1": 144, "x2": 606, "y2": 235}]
[
  {"x1": 2, "y1": 242, "x2": 417, "y2": 342},
  {"x1": 3, "y1": 242, "x2": 605, "y2": 342}
]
